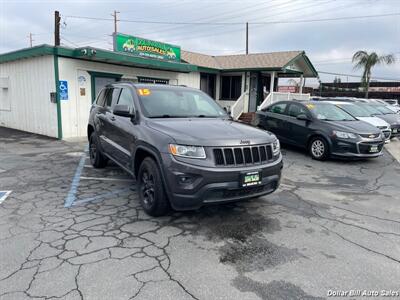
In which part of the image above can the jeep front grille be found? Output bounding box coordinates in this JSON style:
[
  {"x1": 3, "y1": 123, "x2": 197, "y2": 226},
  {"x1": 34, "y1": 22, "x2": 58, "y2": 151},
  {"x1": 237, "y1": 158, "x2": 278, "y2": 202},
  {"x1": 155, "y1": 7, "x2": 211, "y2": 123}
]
[{"x1": 213, "y1": 144, "x2": 274, "y2": 166}]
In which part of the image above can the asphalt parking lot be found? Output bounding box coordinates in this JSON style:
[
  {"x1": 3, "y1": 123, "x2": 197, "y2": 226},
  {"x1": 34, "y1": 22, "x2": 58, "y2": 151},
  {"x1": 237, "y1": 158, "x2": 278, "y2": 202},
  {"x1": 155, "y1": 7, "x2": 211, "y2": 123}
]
[{"x1": 1, "y1": 127, "x2": 399, "y2": 300}]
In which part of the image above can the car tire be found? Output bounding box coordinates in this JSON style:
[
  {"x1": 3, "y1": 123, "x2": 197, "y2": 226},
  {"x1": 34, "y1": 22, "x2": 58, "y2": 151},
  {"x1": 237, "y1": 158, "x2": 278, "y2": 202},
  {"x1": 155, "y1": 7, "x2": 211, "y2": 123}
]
[
  {"x1": 309, "y1": 137, "x2": 329, "y2": 161},
  {"x1": 89, "y1": 133, "x2": 108, "y2": 168},
  {"x1": 137, "y1": 157, "x2": 170, "y2": 217}
]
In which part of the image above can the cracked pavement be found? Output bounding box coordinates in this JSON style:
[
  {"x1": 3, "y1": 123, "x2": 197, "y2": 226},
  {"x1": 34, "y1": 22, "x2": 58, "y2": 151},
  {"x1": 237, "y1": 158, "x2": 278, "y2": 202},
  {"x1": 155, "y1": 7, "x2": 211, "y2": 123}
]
[{"x1": 0, "y1": 127, "x2": 399, "y2": 300}]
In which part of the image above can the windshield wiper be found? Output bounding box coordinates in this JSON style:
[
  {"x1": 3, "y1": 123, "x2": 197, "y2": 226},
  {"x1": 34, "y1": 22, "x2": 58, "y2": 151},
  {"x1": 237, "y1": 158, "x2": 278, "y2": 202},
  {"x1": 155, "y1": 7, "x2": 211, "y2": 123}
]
[
  {"x1": 149, "y1": 115, "x2": 188, "y2": 118},
  {"x1": 195, "y1": 115, "x2": 219, "y2": 118}
]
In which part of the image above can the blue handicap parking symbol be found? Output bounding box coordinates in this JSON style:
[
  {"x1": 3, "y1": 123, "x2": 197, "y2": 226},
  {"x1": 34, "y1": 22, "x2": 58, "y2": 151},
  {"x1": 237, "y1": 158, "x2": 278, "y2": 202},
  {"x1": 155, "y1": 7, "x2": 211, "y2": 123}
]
[{"x1": 59, "y1": 80, "x2": 68, "y2": 100}]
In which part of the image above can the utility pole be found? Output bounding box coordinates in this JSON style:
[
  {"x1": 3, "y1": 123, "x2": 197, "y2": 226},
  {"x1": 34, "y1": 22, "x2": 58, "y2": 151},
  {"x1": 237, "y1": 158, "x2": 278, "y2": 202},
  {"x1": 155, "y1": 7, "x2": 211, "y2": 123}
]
[
  {"x1": 245, "y1": 22, "x2": 249, "y2": 55},
  {"x1": 111, "y1": 10, "x2": 120, "y2": 34},
  {"x1": 27, "y1": 33, "x2": 34, "y2": 47},
  {"x1": 54, "y1": 11, "x2": 61, "y2": 46}
]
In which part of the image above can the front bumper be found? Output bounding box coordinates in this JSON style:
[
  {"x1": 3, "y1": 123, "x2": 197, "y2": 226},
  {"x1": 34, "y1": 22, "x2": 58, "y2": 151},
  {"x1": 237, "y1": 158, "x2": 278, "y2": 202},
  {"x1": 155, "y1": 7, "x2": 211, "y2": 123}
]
[
  {"x1": 390, "y1": 125, "x2": 400, "y2": 138},
  {"x1": 161, "y1": 153, "x2": 283, "y2": 210},
  {"x1": 330, "y1": 138, "x2": 385, "y2": 158}
]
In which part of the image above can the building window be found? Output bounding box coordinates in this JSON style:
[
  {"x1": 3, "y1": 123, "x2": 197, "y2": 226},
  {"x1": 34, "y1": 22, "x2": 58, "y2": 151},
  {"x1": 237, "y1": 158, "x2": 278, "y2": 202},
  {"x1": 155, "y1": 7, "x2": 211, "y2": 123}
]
[
  {"x1": 137, "y1": 77, "x2": 169, "y2": 84},
  {"x1": 220, "y1": 75, "x2": 242, "y2": 100}
]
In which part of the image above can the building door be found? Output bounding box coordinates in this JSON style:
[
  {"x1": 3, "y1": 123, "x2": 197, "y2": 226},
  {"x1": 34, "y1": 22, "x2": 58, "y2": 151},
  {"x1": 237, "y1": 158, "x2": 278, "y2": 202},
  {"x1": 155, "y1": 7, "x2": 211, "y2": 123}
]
[
  {"x1": 76, "y1": 70, "x2": 92, "y2": 137},
  {"x1": 89, "y1": 71, "x2": 122, "y2": 103},
  {"x1": 200, "y1": 73, "x2": 216, "y2": 99},
  {"x1": 248, "y1": 72, "x2": 260, "y2": 112}
]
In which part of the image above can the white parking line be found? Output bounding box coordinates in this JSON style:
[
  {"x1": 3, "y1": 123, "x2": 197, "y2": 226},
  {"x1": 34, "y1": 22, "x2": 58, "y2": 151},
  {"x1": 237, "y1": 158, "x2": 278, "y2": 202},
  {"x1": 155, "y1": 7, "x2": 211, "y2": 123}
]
[
  {"x1": 0, "y1": 191, "x2": 12, "y2": 204},
  {"x1": 80, "y1": 176, "x2": 133, "y2": 182}
]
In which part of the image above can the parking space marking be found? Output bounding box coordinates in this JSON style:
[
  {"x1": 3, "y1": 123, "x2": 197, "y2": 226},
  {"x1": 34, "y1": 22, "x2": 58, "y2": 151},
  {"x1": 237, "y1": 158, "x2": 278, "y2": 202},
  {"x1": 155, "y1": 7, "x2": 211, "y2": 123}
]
[
  {"x1": 72, "y1": 187, "x2": 132, "y2": 206},
  {"x1": 65, "y1": 147, "x2": 135, "y2": 207},
  {"x1": 64, "y1": 149, "x2": 87, "y2": 208},
  {"x1": 0, "y1": 191, "x2": 12, "y2": 204},
  {"x1": 80, "y1": 176, "x2": 133, "y2": 182}
]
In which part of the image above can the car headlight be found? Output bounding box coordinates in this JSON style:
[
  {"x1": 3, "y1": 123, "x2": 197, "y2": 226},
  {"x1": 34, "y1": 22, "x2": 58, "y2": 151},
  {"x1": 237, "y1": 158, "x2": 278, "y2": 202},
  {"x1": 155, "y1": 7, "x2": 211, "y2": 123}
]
[
  {"x1": 272, "y1": 139, "x2": 280, "y2": 155},
  {"x1": 333, "y1": 131, "x2": 358, "y2": 139},
  {"x1": 169, "y1": 144, "x2": 206, "y2": 159}
]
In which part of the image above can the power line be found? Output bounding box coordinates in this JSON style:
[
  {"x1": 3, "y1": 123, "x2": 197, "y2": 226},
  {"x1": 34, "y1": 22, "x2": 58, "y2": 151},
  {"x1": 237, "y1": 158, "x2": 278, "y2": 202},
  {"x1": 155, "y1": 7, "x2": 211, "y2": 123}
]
[
  {"x1": 164, "y1": 0, "x2": 334, "y2": 43},
  {"x1": 64, "y1": 12, "x2": 399, "y2": 26},
  {"x1": 132, "y1": 0, "x2": 291, "y2": 37}
]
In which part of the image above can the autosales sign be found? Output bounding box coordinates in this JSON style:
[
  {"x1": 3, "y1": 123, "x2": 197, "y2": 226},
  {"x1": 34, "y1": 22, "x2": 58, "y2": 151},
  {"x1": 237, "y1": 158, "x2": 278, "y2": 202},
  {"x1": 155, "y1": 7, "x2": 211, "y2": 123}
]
[{"x1": 114, "y1": 33, "x2": 181, "y2": 62}]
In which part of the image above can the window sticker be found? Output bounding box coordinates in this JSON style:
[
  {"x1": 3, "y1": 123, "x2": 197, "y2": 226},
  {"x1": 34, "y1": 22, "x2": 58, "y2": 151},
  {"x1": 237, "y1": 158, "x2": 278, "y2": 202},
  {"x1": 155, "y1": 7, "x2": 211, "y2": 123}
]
[
  {"x1": 137, "y1": 88, "x2": 151, "y2": 96},
  {"x1": 306, "y1": 104, "x2": 315, "y2": 109}
]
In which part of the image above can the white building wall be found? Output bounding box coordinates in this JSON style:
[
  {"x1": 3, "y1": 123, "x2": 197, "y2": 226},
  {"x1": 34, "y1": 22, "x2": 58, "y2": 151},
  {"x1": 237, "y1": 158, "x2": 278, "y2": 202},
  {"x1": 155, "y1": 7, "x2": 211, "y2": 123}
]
[
  {"x1": 58, "y1": 57, "x2": 201, "y2": 138},
  {"x1": 0, "y1": 56, "x2": 58, "y2": 137}
]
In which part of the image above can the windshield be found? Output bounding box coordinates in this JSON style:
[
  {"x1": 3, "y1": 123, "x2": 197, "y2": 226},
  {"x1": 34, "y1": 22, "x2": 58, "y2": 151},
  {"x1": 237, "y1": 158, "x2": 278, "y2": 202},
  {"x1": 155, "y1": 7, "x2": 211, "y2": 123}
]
[
  {"x1": 336, "y1": 103, "x2": 371, "y2": 117},
  {"x1": 373, "y1": 105, "x2": 395, "y2": 115},
  {"x1": 137, "y1": 87, "x2": 228, "y2": 118},
  {"x1": 307, "y1": 103, "x2": 356, "y2": 121},
  {"x1": 360, "y1": 104, "x2": 383, "y2": 116}
]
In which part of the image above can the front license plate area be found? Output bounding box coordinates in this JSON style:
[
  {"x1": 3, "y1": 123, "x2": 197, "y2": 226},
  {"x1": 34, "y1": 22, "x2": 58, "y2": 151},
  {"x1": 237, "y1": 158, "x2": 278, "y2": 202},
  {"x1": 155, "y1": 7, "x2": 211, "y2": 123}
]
[
  {"x1": 241, "y1": 171, "x2": 262, "y2": 187},
  {"x1": 369, "y1": 145, "x2": 379, "y2": 153}
]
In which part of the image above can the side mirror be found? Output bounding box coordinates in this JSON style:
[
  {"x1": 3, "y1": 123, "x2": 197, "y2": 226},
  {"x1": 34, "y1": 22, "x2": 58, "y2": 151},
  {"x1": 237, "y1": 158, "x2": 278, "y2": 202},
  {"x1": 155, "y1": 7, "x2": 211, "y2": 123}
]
[
  {"x1": 297, "y1": 114, "x2": 311, "y2": 121},
  {"x1": 113, "y1": 104, "x2": 135, "y2": 118}
]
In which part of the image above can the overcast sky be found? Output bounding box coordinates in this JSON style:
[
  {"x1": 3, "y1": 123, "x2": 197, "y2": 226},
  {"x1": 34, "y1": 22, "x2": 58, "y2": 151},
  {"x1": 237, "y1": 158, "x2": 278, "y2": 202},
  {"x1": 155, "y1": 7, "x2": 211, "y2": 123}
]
[{"x1": 1, "y1": 0, "x2": 399, "y2": 85}]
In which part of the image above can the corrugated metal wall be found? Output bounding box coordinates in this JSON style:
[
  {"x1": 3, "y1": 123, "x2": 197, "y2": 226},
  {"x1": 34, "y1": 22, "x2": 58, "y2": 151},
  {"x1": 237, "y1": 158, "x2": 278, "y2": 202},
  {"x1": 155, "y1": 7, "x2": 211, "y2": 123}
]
[
  {"x1": 58, "y1": 57, "x2": 201, "y2": 138},
  {"x1": 0, "y1": 55, "x2": 58, "y2": 137}
]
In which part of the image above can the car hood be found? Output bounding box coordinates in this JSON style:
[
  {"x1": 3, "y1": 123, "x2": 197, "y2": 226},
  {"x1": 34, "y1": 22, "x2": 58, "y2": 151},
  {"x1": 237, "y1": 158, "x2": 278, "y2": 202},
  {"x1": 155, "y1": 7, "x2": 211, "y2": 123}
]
[
  {"x1": 375, "y1": 114, "x2": 400, "y2": 126},
  {"x1": 324, "y1": 120, "x2": 381, "y2": 134},
  {"x1": 146, "y1": 118, "x2": 276, "y2": 146},
  {"x1": 357, "y1": 117, "x2": 390, "y2": 128}
]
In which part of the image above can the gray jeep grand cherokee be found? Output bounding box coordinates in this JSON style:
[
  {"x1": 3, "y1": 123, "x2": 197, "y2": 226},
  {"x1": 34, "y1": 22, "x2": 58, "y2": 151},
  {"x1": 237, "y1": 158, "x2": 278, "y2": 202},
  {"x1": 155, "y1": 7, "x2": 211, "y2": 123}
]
[{"x1": 87, "y1": 83, "x2": 283, "y2": 216}]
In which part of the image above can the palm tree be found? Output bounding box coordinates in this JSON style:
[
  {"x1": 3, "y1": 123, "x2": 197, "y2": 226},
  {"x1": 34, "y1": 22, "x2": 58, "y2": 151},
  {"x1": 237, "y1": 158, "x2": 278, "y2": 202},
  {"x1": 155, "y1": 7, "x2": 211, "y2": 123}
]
[{"x1": 352, "y1": 51, "x2": 395, "y2": 98}]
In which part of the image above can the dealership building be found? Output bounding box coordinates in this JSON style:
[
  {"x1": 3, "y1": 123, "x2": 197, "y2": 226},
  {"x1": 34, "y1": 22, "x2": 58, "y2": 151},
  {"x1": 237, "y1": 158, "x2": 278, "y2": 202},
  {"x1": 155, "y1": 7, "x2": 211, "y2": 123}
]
[{"x1": 0, "y1": 34, "x2": 317, "y2": 139}]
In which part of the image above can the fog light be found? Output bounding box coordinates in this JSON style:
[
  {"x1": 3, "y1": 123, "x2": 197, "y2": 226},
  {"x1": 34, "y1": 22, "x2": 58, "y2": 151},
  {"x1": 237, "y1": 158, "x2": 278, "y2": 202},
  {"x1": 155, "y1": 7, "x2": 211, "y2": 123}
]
[{"x1": 178, "y1": 175, "x2": 192, "y2": 184}]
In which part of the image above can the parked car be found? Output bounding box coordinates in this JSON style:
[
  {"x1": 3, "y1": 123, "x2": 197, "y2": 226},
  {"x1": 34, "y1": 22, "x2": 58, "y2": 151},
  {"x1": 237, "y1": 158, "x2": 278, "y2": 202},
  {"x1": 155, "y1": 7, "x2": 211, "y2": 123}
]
[
  {"x1": 355, "y1": 103, "x2": 400, "y2": 139},
  {"x1": 88, "y1": 83, "x2": 283, "y2": 216},
  {"x1": 256, "y1": 101, "x2": 385, "y2": 160},
  {"x1": 322, "y1": 100, "x2": 392, "y2": 142},
  {"x1": 372, "y1": 99, "x2": 400, "y2": 114},
  {"x1": 383, "y1": 99, "x2": 399, "y2": 106}
]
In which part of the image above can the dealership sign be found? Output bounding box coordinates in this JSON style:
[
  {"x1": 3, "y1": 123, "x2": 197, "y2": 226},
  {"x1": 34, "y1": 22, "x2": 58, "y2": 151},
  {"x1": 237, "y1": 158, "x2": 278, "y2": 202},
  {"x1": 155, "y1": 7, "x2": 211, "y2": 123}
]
[{"x1": 114, "y1": 33, "x2": 181, "y2": 62}]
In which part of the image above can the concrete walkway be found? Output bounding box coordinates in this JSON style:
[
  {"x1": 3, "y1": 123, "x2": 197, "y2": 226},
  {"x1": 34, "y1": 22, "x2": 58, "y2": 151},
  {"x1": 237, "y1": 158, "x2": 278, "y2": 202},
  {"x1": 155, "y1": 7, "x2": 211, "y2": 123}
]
[{"x1": 385, "y1": 138, "x2": 400, "y2": 163}]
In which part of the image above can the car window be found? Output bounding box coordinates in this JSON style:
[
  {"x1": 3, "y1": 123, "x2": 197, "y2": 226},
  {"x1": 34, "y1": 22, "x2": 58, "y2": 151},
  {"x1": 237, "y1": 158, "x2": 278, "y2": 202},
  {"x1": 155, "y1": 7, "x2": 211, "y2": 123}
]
[
  {"x1": 118, "y1": 88, "x2": 134, "y2": 109},
  {"x1": 374, "y1": 105, "x2": 394, "y2": 115},
  {"x1": 336, "y1": 103, "x2": 370, "y2": 117},
  {"x1": 361, "y1": 104, "x2": 382, "y2": 116},
  {"x1": 106, "y1": 88, "x2": 120, "y2": 109},
  {"x1": 268, "y1": 103, "x2": 287, "y2": 115},
  {"x1": 137, "y1": 87, "x2": 227, "y2": 118},
  {"x1": 288, "y1": 104, "x2": 308, "y2": 117},
  {"x1": 95, "y1": 89, "x2": 106, "y2": 106},
  {"x1": 102, "y1": 88, "x2": 113, "y2": 108},
  {"x1": 308, "y1": 103, "x2": 356, "y2": 121}
]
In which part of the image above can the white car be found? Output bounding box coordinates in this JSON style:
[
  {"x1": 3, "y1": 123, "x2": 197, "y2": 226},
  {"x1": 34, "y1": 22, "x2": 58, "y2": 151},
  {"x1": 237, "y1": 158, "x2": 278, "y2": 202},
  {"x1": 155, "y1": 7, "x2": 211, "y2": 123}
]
[{"x1": 325, "y1": 101, "x2": 392, "y2": 141}]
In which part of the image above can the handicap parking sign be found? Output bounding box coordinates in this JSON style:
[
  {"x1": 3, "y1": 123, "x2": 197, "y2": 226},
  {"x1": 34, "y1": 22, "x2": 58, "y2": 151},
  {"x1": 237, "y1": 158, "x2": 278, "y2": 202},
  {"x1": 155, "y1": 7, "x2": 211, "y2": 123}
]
[{"x1": 59, "y1": 80, "x2": 68, "y2": 100}]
